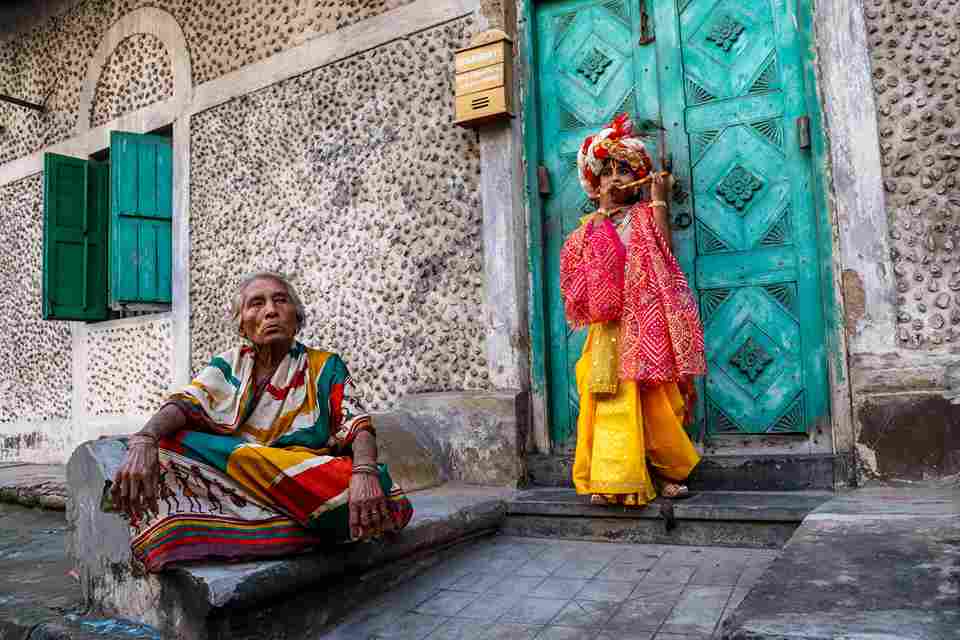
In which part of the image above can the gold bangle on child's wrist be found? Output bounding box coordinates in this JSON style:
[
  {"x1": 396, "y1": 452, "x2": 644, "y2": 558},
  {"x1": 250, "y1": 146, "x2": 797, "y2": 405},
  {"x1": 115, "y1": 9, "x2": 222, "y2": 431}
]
[{"x1": 650, "y1": 200, "x2": 668, "y2": 209}]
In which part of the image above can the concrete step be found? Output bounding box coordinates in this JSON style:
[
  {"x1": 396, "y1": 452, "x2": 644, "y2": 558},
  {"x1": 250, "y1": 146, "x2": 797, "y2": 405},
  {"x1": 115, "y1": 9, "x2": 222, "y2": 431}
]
[
  {"x1": 503, "y1": 488, "x2": 833, "y2": 549},
  {"x1": 527, "y1": 452, "x2": 850, "y2": 491}
]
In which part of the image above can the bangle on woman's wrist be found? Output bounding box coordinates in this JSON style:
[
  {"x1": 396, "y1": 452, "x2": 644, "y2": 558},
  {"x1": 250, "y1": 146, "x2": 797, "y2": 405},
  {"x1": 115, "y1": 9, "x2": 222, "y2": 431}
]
[
  {"x1": 128, "y1": 433, "x2": 158, "y2": 448},
  {"x1": 650, "y1": 200, "x2": 668, "y2": 209},
  {"x1": 352, "y1": 463, "x2": 378, "y2": 476}
]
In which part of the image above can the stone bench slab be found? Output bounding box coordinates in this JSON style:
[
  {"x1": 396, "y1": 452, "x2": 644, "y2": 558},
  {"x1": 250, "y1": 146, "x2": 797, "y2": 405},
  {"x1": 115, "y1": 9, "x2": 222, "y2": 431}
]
[
  {"x1": 67, "y1": 427, "x2": 516, "y2": 639},
  {"x1": 720, "y1": 485, "x2": 960, "y2": 639}
]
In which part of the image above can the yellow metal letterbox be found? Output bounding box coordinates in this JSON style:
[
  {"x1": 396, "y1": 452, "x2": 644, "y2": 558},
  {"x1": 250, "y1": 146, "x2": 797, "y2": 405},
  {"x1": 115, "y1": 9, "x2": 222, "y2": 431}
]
[{"x1": 454, "y1": 30, "x2": 513, "y2": 127}]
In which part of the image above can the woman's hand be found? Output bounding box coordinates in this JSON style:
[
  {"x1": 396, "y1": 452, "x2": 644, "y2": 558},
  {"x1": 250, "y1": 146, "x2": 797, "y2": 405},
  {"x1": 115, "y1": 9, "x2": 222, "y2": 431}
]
[
  {"x1": 651, "y1": 171, "x2": 672, "y2": 202},
  {"x1": 111, "y1": 437, "x2": 160, "y2": 521},
  {"x1": 348, "y1": 472, "x2": 394, "y2": 540}
]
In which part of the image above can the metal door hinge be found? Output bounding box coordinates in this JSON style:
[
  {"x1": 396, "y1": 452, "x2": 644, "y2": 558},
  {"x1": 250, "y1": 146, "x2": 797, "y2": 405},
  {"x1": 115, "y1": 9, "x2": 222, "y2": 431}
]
[
  {"x1": 538, "y1": 165, "x2": 551, "y2": 196},
  {"x1": 797, "y1": 115, "x2": 811, "y2": 150}
]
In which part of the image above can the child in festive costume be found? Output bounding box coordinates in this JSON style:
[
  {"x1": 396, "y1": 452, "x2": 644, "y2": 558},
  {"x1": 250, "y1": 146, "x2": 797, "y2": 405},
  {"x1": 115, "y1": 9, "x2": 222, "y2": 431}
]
[{"x1": 560, "y1": 113, "x2": 706, "y2": 506}]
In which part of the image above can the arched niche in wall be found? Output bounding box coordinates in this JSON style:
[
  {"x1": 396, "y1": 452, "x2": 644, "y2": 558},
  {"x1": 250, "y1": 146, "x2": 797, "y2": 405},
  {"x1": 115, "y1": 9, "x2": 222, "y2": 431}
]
[{"x1": 76, "y1": 7, "x2": 191, "y2": 135}]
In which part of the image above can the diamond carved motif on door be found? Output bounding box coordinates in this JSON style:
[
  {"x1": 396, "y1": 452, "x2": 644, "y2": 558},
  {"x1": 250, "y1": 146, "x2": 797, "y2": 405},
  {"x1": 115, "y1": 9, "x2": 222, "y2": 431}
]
[
  {"x1": 729, "y1": 336, "x2": 773, "y2": 382},
  {"x1": 716, "y1": 165, "x2": 763, "y2": 213},
  {"x1": 693, "y1": 125, "x2": 788, "y2": 251},
  {"x1": 705, "y1": 14, "x2": 745, "y2": 52},
  {"x1": 702, "y1": 286, "x2": 804, "y2": 433},
  {"x1": 682, "y1": 0, "x2": 777, "y2": 99},
  {"x1": 554, "y1": 4, "x2": 634, "y2": 118},
  {"x1": 577, "y1": 47, "x2": 614, "y2": 84}
]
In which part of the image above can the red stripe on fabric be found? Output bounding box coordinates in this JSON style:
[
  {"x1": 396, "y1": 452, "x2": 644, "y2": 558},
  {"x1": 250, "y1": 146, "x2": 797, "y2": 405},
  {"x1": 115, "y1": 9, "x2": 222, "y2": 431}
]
[
  {"x1": 265, "y1": 365, "x2": 308, "y2": 401},
  {"x1": 141, "y1": 539, "x2": 321, "y2": 572},
  {"x1": 329, "y1": 383, "x2": 344, "y2": 428},
  {"x1": 144, "y1": 522, "x2": 307, "y2": 548}
]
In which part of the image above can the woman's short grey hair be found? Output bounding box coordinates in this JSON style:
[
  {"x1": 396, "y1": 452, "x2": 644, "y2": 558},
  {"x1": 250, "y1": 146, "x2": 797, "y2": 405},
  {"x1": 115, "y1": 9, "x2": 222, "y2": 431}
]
[{"x1": 231, "y1": 271, "x2": 306, "y2": 333}]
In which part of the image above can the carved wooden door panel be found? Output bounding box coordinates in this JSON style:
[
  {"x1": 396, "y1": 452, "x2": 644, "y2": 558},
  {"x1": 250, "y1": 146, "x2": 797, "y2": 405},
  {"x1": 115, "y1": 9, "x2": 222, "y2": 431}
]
[
  {"x1": 535, "y1": 0, "x2": 662, "y2": 448},
  {"x1": 658, "y1": 0, "x2": 830, "y2": 435}
]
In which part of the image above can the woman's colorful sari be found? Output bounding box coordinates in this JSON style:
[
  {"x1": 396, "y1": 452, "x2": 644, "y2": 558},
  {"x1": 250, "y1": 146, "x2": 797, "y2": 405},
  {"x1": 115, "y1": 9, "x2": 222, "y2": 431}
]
[{"x1": 124, "y1": 343, "x2": 413, "y2": 572}]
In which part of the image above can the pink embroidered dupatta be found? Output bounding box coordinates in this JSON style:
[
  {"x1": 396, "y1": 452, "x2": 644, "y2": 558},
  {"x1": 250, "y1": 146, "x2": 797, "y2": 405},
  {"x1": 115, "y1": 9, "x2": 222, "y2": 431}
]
[{"x1": 559, "y1": 203, "x2": 706, "y2": 385}]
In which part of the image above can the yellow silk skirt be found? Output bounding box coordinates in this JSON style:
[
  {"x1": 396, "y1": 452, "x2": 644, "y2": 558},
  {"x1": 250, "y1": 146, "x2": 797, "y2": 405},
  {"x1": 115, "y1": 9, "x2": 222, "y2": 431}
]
[{"x1": 572, "y1": 324, "x2": 700, "y2": 505}]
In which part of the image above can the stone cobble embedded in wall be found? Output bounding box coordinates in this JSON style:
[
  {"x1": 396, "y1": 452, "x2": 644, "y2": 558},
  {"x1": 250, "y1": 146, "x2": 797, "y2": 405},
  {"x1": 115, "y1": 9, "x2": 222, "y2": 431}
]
[
  {"x1": 864, "y1": 0, "x2": 960, "y2": 349},
  {"x1": 84, "y1": 317, "x2": 174, "y2": 416},
  {"x1": 189, "y1": 16, "x2": 487, "y2": 411},
  {"x1": 90, "y1": 33, "x2": 173, "y2": 128},
  {"x1": 0, "y1": 175, "x2": 73, "y2": 424},
  {"x1": 0, "y1": 0, "x2": 416, "y2": 166}
]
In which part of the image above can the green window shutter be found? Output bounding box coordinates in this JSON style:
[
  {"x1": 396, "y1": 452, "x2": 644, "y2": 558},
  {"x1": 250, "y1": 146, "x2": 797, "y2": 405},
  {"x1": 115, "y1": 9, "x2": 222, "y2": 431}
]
[
  {"x1": 110, "y1": 131, "x2": 173, "y2": 305},
  {"x1": 42, "y1": 153, "x2": 110, "y2": 321}
]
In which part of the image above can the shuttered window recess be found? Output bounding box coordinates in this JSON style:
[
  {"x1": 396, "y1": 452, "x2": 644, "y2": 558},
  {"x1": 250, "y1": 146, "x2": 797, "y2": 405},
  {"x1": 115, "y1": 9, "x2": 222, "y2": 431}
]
[
  {"x1": 42, "y1": 153, "x2": 110, "y2": 321},
  {"x1": 110, "y1": 131, "x2": 173, "y2": 306}
]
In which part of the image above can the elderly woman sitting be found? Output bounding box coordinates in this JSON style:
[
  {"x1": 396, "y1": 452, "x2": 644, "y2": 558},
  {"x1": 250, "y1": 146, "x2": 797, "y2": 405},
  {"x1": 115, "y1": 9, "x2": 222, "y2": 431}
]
[{"x1": 110, "y1": 272, "x2": 412, "y2": 572}]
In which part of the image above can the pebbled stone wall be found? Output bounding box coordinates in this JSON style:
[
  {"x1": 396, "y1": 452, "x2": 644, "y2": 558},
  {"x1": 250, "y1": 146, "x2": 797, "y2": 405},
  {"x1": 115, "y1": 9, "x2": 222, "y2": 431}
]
[
  {"x1": 189, "y1": 16, "x2": 488, "y2": 411},
  {"x1": 90, "y1": 33, "x2": 173, "y2": 129},
  {"x1": 864, "y1": 0, "x2": 960, "y2": 349},
  {"x1": 0, "y1": 175, "x2": 73, "y2": 425},
  {"x1": 84, "y1": 317, "x2": 174, "y2": 416},
  {"x1": 0, "y1": 0, "x2": 415, "y2": 166}
]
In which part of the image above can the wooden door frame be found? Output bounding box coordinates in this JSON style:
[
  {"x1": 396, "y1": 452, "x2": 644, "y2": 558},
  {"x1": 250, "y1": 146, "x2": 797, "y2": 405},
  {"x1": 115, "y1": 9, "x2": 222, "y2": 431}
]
[{"x1": 519, "y1": 0, "x2": 851, "y2": 456}]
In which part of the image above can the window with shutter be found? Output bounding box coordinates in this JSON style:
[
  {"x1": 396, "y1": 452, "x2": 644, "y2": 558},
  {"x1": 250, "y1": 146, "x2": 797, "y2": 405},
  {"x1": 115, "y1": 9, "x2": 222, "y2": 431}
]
[
  {"x1": 110, "y1": 131, "x2": 173, "y2": 306},
  {"x1": 42, "y1": 153, "x2": 110, "y2": 321}
]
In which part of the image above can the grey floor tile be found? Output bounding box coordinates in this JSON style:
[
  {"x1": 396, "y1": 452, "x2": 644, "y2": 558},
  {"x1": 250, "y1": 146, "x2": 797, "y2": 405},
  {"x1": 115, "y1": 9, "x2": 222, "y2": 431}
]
[
  {"x1": 595, "y1": 631, "x2": 654, "y2": 640},
  {"x1": 596, "y1": 563, "x2": 651, "y2": 582},
  {"x1": 553, "y1": 559, "x2": 610, "y2": 579},
  {"x1": 449, "y1": 572, "x2": 511, "y2": 593},
  {"x1": 655, "y1": 548, "x2": 707, "y2": 567},
  {"x1": 606, "y1": 588, "x2": 684, "y2": 631},
  {"x1": 611, "y1": 549, "x2": 663, "y2": 567},
  {"x1": 643, "y1": 564, "x2": 697, "y2": 584},
  {"x1": 575, "y1": 579, "x2": 638, "y2": 602},
  {"x1": 550, "y1": 599, "x2": 619, "y2": 628},
  {"x1": 416, "y1": 591, "x2": 482, "y2": 617},
  {"x1": 489, "y1": 575, "x2": 547, "y2": 597},
  {"x1": 689, "y1": 561, "x2": 747, "y2": 586},
  {"x1": 535, "y1": 626, "x2": 597, "y2": 640},
  {"x1": 366, "y1": 612, "x2": 449, "y2": 639},
  {"x1": 458, "y1": 594, "x2": 522, "y2": 621},
  {"x1": 652, "y1": 635, "x2": 706, "y2": 640},
  {"x1": 530, "y1": 578, "x2": 589, "y2": 599},
  {"x1": 517, "y1": 556, "x2": 569, "y2": 577},
  {"x1": 659, "y1": 585, "x2": 731, "y2": 636},
  {"x1": 372, "y1": 582, "x2": 444, "y2": 612},
  {"x1": 499, "y1": 597, "x2": 570, "y2": 624},
  {"x1": 484, "y1": 555, "x2": 532, "y2": 573},
  {"x1": 427, "y1": 618, "x2": 541, "y2": 640}
]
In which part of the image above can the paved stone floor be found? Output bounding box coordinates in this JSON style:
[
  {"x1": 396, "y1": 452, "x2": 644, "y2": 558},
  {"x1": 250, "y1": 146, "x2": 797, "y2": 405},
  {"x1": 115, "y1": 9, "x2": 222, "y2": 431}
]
[{"x1": 321, "y1": 535, "x2": 778, "y2": 640}]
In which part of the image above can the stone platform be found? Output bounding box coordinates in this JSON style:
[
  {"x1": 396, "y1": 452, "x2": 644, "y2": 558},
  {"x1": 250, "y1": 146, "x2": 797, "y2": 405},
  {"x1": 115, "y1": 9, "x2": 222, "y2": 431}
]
[
  {"x1": 504, "y1": 488, "x2": 832, "y2": 548},
  {"x1": 0, "y1": 461, "x2": 67, "y2": 510},
  {"x1": 720, "y1": 484, "x2": 960, "y2": 639}
]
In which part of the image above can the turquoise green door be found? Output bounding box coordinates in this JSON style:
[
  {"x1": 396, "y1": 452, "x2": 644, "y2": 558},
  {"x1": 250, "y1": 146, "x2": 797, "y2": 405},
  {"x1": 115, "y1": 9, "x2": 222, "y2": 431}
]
[
  {"x1": 534, "y1": 0, "x2": 830, "y2": 448},
  {"x1": 535, "y1": 0, "x2": 665, "y2": 450}
]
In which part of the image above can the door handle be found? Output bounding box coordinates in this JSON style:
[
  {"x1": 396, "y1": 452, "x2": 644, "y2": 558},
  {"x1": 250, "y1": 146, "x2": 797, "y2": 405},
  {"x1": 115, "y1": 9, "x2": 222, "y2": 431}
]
[{"x1": 673, "y1": 212, "x2": 693, "y2": 229}]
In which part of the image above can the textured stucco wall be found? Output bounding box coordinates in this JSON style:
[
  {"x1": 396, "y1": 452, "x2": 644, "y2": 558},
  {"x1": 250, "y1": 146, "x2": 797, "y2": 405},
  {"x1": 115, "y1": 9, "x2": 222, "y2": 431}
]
[
  {"x1": 189, "y1": 16, "x2": 488, "y2": 411},
  {"x1": 84, "y1": 317, "x2": 174, "y2": 416},
  {"x1": 0, "y1": 0, "x2": 414, "y2": 165},
  {"x1": 0, "y1": 174, "x2": 73, "y2": 427},
  {"x1": 863, "y1": 0, "x2": 960, "y2": 350},
  {"x1": 90, "y1": 33, "x2": 173, "y2": 128}
]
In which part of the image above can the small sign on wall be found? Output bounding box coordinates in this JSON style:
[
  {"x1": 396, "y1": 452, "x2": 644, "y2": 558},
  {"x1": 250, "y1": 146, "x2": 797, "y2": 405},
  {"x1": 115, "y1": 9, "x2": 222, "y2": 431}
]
[{"x1": 454, "y1": 30, "x2": 513, "y2": 128}]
